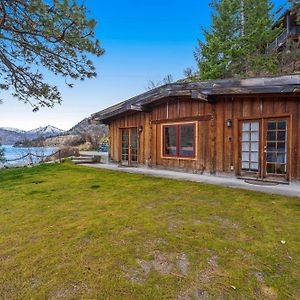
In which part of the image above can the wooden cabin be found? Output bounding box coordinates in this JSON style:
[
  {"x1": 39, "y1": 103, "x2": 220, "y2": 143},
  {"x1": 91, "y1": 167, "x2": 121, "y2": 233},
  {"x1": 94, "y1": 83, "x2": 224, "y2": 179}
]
[{"x1": 92, "y1": 75, "x2": 300, "y2": 183}]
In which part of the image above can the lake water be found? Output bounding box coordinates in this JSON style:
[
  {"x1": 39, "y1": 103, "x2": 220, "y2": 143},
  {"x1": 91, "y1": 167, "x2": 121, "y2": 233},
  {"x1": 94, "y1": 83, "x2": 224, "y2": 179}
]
[{"x1": 1, "y1": 145, "x2": 58, "y2": 168}]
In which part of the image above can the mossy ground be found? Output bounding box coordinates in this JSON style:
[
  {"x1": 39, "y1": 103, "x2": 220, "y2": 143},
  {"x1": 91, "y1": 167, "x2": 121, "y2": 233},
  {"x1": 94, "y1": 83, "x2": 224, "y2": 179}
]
[{"x1": 0, "y1": 163, "x2": 299, "y2": 299}]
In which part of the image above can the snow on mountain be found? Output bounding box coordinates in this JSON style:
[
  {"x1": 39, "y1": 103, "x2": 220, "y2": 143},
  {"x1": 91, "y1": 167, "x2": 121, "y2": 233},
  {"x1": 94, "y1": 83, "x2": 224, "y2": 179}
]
[{"x1": 27, "y1": 125, "x2": 65, "y2": 137}]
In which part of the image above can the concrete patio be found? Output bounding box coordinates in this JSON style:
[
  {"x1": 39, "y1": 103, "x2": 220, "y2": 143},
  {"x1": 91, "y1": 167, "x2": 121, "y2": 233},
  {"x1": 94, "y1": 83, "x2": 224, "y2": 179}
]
[{"x1": 82, "y1": 163, "x2": 300, "y2": 197}]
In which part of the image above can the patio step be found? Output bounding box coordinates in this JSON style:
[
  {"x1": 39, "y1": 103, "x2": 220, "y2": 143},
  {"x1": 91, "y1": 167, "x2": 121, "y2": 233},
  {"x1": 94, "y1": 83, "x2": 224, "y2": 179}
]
[{"x1": 72, "y1": 155, "x2": 101, "y2": 164}]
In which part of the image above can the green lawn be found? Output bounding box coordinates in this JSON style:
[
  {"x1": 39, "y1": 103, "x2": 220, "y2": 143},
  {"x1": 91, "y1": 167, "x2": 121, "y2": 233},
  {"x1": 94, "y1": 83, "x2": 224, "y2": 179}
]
[{"x1": 0, "y1": 163, "x2": 299, "y2": 299}]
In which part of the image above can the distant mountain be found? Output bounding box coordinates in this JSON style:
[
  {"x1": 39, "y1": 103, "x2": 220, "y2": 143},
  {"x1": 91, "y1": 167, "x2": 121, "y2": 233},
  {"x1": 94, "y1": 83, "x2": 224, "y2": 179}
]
[
  {"x1": 0, "y1": 128, "x2": 27, "y2": 145},
  {"x1": 0, "y1": 125, "x2": 65, "y2": 145},
  {"x1": 27, "y1": 125, "x2": 65, "y2": 139},
  {"x1": 1, "y1": 127, "x2": 26, "y2": 134},
  {"x1": 67, "y1": 118, "x2": 107, "y2": 136}
]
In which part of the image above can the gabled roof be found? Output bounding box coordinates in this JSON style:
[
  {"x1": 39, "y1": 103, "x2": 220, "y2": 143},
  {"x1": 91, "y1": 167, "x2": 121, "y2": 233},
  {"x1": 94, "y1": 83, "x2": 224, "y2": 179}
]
[{"x1": 92, "y1": 74, "x2": 300, "y2": 123}]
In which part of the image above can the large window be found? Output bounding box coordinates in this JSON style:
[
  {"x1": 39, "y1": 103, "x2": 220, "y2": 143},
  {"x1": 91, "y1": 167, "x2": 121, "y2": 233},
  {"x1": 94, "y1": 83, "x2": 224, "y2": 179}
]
[{"x1": 163, "y1": 124, "x2": 195, "y2": 158}]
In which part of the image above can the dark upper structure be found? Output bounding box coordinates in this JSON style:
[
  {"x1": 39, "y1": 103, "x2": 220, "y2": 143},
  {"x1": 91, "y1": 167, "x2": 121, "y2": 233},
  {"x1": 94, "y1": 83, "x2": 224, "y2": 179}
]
[{"x1": 268, "y1": 6, "x2": 300, "y2": 52}]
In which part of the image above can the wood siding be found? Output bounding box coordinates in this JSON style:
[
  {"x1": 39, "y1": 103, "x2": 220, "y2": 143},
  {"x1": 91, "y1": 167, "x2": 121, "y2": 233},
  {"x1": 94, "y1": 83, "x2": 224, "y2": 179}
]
[{"x1": 108, "y1": 95, "x2": 300, "y2": 181}]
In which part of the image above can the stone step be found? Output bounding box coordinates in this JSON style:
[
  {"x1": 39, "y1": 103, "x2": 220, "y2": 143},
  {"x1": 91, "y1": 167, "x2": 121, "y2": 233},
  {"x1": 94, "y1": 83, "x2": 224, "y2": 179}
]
[{"x1": 72, "y1": 156, "x2": 101, "y2": 164}]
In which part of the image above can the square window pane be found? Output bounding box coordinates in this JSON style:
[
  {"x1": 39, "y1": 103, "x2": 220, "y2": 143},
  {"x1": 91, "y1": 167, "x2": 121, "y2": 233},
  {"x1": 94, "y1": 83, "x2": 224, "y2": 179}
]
[
  {"x1": 277, "y1": 131, "x2": 286, "y2": 141},
  {"x1": 242, "y1": 122, "x2": 250, "y2": 131},
  {"x1": 250, "y1": 163, "x2": 258, "y2": 171},
  {"x1": 277, "y1": 142, "x2": 286, "y2": 152},
  {"x1": 251, "y1": 122, "x2": 259, "y2": 131},
  {"x1": 267, "y1": 131, "x2": 276, "y2": 141},
  {"x1": 268, "y1": 121, "x2": 276, "y2": 130},
  {"x1": 251, "y1": 131, "x2": 259, "y2": 142},
  {"x1": 251, "y1": 142, "x2": 259, "y2": 151},
  {"x1": 276, "y1": 164, "x2": 285, "y2": 175},
  {"x1": 242, "y1": 162, "x2": 250, "y2": 169},
  {"x1": 278, "y1": 120, "x2": 287, "y2": 130},
  {"x1": 267, "y1": 163, "x2": 276, "y2": 174},
  {"x1": 242, "y1": 152, "x2": 249, "y2": 161},
  {"x1": 267, "y1": 152, "x2": 276, "y2": 163},
  {"x1": 250, "y1": 152, "x2": 259, "y2": 162},
  {"x1": 180, "y1": 125, "x2": 195, "y2": 157},
  {"x1": 242, "y1": 132, "x2": 250, "y2": 141},
  {"x1": 267, "y1": 142, "x2": 276, "y2": 152},
  {"x1": 277, "y1": 153, "x2": 286, "y2": 164},
  {"x1": 242, "y1": 142, "x2": 250, "y2": 151}
]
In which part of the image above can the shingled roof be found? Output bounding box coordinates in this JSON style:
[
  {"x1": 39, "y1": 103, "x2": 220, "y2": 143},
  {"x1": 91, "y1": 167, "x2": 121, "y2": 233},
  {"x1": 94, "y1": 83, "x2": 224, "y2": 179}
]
[{"x1": 92, "y1": 74, "x2": 300, "y2": 123}]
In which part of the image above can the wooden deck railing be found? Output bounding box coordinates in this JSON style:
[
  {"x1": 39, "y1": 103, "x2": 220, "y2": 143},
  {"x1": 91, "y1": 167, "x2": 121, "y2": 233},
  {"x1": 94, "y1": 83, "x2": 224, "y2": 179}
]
[{"x1": 268, "y1": 26, "x2": 300, "y2": 51}]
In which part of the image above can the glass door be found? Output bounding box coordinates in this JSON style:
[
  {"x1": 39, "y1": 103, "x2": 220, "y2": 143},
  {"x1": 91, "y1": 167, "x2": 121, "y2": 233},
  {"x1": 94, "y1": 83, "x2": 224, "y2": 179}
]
[
  {"x1": 121, "y1": 128, "x2": 138, "y2": 166},
  {"x1": 239, "y1": 118, "x2": 289, "y2": 181},
  {"x1": 121, "y1": 129, "x2": 129, "y2": 165},
  {"x1": 130, "y1": 128, "x2": 138, "y2": 165},
  {"x1": 264, "y1": 119, "x2": 288, "y2": 180}
]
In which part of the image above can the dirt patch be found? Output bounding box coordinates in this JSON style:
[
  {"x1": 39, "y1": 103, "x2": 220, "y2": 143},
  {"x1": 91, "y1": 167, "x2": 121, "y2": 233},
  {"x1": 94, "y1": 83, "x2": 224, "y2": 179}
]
[
  {"x1": 261, "y1": 285, "x2": 278, "y2": 299},
  {"x1": 193, "y1": 220, "x2": 207, "y2": 225},
  {"x1": 178, "y1": 289, "x2": 210, "y2": 300},
  {"x1": 50, "y1": 283, "x2": 88, "y2": 299},
  {"x1": 124, "y1": 251, "x2": 190, "y2": 284},
  {"x1": 152, "y1": 250, "x2": 173, "y2": 274},
  {"x1": 209, "y1": 216, "x2": 239, "y2": 229},
  {"x1": 178, "y1": 290, "x2": 191, "y2": 300},
  {"x1": 154, "y1": 238, "x2": 168, "y2": 245},
  {"x1": 123, "y1": 267, "x2": 146, "y2": 285},
  {"x1": 198, "y1": 254, "x2": 219, "y2": 283},
  {"x1": 137, "y1": 259, "x2": 152, "y2": 275},
  {"x1": 252, "y1": 271, "x2": 265, "y2": 283},
  {"x1": 168, "y1": 222, "x2": 178, "y2": 231},
  {"x1": 144, "y1": 205, "x2": 154, "y2": 209},
  {"x1": 176, "y1": 253, "x2": 189, "y2": 276},
  {"x1": 0, "y1": 251, "x2": 15, "y2": 262}
]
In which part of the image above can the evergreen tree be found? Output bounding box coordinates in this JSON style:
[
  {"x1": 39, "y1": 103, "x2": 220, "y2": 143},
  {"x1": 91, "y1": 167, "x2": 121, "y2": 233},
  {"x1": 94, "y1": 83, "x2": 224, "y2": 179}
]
[
  {"x1": 196, "y1": 0, "x2": 281, "y2": 79},
  {"x1": 0, "y1": 0, "x2": 104, "y2": 111},
  {"x1": 195, "y1": 0, "x2": 241, "y2": 80}
]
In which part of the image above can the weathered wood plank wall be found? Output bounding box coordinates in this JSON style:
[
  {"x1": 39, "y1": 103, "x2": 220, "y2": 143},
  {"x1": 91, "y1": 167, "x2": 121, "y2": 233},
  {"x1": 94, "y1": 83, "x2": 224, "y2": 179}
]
[{"x1": 108, "y1": 94, "x2": 300, "y2": 181}]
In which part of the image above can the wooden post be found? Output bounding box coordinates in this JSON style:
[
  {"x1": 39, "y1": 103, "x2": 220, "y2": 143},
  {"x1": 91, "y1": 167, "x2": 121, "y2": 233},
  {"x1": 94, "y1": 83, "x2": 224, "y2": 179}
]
[{"x1": 58, "y1": 150, "x2": 62, "y2": 163}]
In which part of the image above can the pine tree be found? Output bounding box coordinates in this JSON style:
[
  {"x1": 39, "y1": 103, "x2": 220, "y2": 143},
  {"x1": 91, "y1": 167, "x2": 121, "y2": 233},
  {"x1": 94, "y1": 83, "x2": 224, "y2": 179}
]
[
  {"x1": 0, "y1": 0, "x2": 104, "y2": 111},
  {"x1": 195, "y1": 0, "x2": 281, "y2": 79},
  {"x1": 195, "y1": 0, "x2": 241, "y2": 80},
  {"x1": 239, "y1": 0, "x2": 281, "y2": 76}
]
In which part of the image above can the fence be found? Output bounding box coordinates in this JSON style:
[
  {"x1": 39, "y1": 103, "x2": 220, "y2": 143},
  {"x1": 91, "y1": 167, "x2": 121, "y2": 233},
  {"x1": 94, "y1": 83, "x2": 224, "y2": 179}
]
[{"x1": 3, "y1": 150, "x2": 62, "y2": 167}]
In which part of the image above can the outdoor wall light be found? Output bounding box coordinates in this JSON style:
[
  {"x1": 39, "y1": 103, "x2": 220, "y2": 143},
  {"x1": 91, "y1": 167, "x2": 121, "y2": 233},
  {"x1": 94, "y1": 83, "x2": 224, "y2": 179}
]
[
  {"x1": 139, "y1": 126, "x2": 143, "y2": 132},
  {"x1": 226, "y1": 119, "x2": 233, "y2": 128}
]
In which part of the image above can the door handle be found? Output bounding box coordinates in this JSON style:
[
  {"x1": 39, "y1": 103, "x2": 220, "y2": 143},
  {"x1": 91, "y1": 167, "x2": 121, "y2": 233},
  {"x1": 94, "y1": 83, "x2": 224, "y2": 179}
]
[{"x1": 263, "y1": 146, "x2": 267, "y2": 153}]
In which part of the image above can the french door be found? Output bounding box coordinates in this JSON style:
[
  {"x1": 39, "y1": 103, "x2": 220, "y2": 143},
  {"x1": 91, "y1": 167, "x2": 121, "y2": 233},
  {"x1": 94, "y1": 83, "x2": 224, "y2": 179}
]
[
  {"x1": 121, "y1": 128, "x2": 138, "y2": 166},
  {"x1": 240, "y1": 117, "x2": 289, "y2": 181}
]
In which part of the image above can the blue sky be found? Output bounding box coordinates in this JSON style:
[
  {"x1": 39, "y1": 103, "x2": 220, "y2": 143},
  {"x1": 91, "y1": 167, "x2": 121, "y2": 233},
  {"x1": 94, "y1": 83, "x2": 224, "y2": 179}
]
[{"x1": 0, "y1": 0, "x2": 287, "y2": 130}]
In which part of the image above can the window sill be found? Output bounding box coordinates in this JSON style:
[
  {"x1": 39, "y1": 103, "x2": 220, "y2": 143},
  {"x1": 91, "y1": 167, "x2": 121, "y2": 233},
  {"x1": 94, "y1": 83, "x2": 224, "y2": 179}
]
[{"x1": 161, "y1": 155, "x2": 197, "y2": 161}]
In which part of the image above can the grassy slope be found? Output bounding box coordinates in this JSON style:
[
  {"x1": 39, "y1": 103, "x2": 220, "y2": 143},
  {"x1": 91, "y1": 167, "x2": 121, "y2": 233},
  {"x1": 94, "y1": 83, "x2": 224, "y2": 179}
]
[{"x1": 0, "y1": 163, "x2": 299, "y2": 299}]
